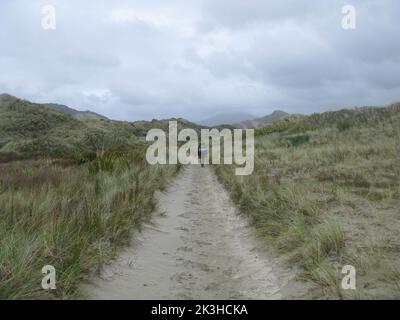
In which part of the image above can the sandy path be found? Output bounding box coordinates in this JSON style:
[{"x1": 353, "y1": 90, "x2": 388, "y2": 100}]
[{"x1": 83, "y1": 165, "x2": 290, "y2": 299}]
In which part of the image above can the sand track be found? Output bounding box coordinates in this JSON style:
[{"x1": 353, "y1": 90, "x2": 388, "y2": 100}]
[{"x1": 84, "y1": 166, "x2": 292, "y2": 299}]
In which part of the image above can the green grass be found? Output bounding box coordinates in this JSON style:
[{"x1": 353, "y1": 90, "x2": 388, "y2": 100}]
[
  {"x1": 0, "y1": 94, "x2": 141, "y2": 161},
  {"x1": 0, "y1": 94, "x2": 204, "y2": 299},
  {"x1": 0, "y1": 149, "x2": 178, "y2": 299},
  {"x1": 0, "y1": 94, "x2": 210, "y2": 161},
  {"x1": 216, "y1": 103, "x2": 400, "y2": 299}
]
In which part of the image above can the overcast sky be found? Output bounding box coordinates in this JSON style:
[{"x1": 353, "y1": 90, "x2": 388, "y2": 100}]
[{"x1": 0, "y1": 0, "x2": 399, "y2": 121}]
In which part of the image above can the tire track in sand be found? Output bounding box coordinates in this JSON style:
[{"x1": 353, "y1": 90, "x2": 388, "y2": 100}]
[{"x1": 83, "y1": 166, "x2": 293, "y2": 299}]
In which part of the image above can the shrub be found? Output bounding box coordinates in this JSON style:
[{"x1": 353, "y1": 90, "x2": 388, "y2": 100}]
[
  {"x1": 68, "y1": 150, "x2": 97, "y2": 165},
  {"x1": 336, "y1": 119, "x2": 352, "y2": 131},
  {"x1": 88, "y1": 156, "x2": 116, "y2": 174},
  {"x1": 286, "y1": 134, "x2": 310, "y2": 147},
  {"x1": 0, "y1": 152, "x2": 21, "y2": 163}
]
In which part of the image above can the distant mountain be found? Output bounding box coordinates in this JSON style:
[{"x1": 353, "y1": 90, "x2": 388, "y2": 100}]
[
  {"x1": 131, "y1": 118, "x2": 205, "y2": 137},
  {"x1": 235, "y1": 110, "x2": 289, "y2": 129},
  {"x1": 44, "y1": 103, "x2": 108, "y2": 120},
  {"x1": 197, "y1": 112, "x2": 255, "y2": 126}
]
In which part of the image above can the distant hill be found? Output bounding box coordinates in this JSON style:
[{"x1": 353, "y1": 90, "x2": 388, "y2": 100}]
[
  {"x1": 255, "y1": 103, "x2": 400, "y2": 136},
  {"x1": 302, "y1": 104, "x2": 400, "y2": 128},
  {"x1": 44, "y1": 103, "x2": 108, "y2": 120},
  {"x1": 131, "y1": 118, "x2": 207, "y2": 137},
  {"x1": 235, "y1": 110, "x2": 289, "y2": 129},
  {"x1": 197, "y1": 112, "x2": 255, "y2": 126},
  {"x1": 4, "y1": 92, "x2": 398, "y2": 163},
  {"x1": 0, "y1": 94, "x2": 214, "y2": 162},
  {"x1": 0, "y1": 94, "x2": 137, "y2": 161}
]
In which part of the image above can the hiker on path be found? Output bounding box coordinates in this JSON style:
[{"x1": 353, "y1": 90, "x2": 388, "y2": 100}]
[{"x1": 198, "y1": 143, "x2": 207, "y2": 167}]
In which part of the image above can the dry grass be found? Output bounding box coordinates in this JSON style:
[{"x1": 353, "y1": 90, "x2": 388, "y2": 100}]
[
  {"x1": 216, "y1": 111, "x2": 400, "y2": 299},
  {"x1": 0, "y1": 151, "x2": 178, "y2": 299}
]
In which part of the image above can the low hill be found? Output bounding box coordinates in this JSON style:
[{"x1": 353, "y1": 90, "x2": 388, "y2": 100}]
[
  {"x1": 197, "y1": 112, "x2": 255, "y2": 126},
  {"x1": 235, "y1": 110, "x2": 289, "y2": 129},
  {"x1": 45, "y1": 103, "x2": 108, "y2": 120},
  {"x1": 255, "y1": 103, "x2": 400, "y2": 136},
  {"x1": 217, "y1": 100, "x2": 400, "y2": 299},
  {"x1": 0, "y1": 94, "x2": 215, "y2": 162},
  {"x1": 0, "y1": 94, "x2": 138, "y2": 161},
  {"x1": 303, "y1": 104, "x2": 400, "y2": 128}
]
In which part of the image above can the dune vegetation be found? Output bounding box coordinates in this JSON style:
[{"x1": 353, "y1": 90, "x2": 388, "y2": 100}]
[
  {"x1": 216, "y1": 103, "x2": 400, "y2": 299},
  {"x1": 0, "y1": 148, "x2": 178, "y2": 299},
  {"x1": 2, "y1": 92, "x2": 399, "y2": 300},
  {"x1": 0, "y1": 94, "x2": 183, "y2": 299},
  {"x1": 0, "y1": 93, "x2": 202, "y2": 162}
]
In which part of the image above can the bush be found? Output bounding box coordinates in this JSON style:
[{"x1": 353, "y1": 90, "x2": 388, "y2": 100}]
[
  {"x1": 68, "y1": 150, "x2": 97, "y2": 165},
  {"x1": 286, "y1": 134, "x2": 310, "y2": 147},
  {"x1": 0, "y1": 152, "x2": 21, "y2": 163},
  {"x1": 336, "y1": 119, "x2": 352, "y2": 131}
]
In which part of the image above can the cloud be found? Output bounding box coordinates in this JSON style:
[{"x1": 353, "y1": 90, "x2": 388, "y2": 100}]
[{"x1": 0, "y1": 0, "x2": 399, "y2": 120}]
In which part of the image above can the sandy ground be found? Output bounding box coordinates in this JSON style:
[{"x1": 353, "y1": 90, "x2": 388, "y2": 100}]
[{"x1": 83, "y1": 165, "x2": 300, "y2": 299}]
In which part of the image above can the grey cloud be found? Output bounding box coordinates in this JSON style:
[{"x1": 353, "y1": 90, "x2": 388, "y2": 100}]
[{"x1": 0, "y1": 0, "x2": 399, "y2": 120}]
